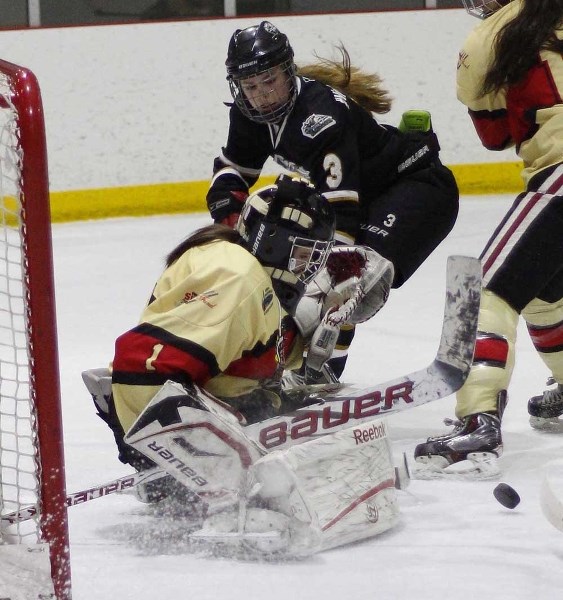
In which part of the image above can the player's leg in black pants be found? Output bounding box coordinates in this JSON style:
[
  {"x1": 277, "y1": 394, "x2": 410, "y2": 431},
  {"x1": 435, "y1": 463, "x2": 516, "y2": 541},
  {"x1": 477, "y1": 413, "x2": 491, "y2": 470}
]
[
  {"x1": 356, "y1": 163, "x2": 459, "y2": 288},
  {"x1": 325, "y1": 164, "x2": 458, "y2": 380}
]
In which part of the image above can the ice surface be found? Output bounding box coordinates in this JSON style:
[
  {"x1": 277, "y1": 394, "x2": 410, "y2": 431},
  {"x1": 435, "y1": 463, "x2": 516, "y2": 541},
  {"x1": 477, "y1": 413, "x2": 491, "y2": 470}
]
[{"x1": 53, "y1": 196, "x2": 563, "y2": 600}]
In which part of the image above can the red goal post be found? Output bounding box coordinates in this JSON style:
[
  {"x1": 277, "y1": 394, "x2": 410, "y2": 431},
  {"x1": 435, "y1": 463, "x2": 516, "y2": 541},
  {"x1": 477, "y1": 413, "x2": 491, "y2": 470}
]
[{"x1": 0, "y1": 59, "x2": 71, "y2": 599}]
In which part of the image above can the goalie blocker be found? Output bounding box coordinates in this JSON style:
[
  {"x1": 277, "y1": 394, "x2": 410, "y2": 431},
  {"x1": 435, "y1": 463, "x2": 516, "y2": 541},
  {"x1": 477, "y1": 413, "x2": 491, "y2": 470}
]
[{"x1": 124, "y1": 381, "x2": 399, "y2": 556}]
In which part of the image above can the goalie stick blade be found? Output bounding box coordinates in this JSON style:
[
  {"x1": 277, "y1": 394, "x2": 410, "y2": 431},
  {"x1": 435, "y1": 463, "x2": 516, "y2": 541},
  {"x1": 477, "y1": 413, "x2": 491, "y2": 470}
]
[
  {"x1": 435, "y1": 255, "x2": 481, "y2": 375},
  {"x1": 247, "y1": 255, "x2": 481, "y2": 451}
]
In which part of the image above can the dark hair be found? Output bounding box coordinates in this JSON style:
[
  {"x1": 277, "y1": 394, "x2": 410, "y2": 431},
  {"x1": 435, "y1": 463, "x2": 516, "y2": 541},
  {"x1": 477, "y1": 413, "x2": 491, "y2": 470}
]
[
  {"x1": 165, "y1": 224, "x2": 240, "y2": 267},
  {"x1": 481, "y1": 0, "x2": 563, "y2": 95}
]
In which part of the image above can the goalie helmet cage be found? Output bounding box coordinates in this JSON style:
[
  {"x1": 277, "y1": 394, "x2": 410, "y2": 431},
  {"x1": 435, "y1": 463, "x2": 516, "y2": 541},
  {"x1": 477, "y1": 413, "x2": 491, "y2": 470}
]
[{"x1": 0, "y1": 59, "x2": 71, "y2": 598}]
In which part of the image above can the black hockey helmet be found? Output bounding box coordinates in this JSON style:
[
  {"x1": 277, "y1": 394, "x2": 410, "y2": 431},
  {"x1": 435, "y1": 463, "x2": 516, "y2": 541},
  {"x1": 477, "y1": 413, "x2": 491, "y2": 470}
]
[
  {"x1": 237, "y1": 174, "x2": 335, "y2": 315},
  {"x1": 226, "y1": 21, "x2": 297, "y2": 124}
]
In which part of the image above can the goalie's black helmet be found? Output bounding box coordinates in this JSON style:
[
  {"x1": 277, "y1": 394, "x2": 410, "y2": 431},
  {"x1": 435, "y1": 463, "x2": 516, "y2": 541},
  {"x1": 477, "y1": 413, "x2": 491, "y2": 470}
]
[
  {"x1": 237, "y1": 174, "x2": 335, "y2": 315},
  {"x1": 226, "y1": 21, "x2": 297, "y2": 124}
]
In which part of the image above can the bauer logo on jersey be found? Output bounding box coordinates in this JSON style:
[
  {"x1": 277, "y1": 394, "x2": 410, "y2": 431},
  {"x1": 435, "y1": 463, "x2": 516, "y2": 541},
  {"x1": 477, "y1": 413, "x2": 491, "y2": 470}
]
[{"x1": 301, "y1": 114, "x2": 336, "y2": 139}]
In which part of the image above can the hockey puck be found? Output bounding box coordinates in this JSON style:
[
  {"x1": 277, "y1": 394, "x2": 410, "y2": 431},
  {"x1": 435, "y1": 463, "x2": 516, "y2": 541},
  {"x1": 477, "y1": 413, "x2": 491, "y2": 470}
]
[{"x1": 493, "y1": 483, "x2": 520, "y2": 509}]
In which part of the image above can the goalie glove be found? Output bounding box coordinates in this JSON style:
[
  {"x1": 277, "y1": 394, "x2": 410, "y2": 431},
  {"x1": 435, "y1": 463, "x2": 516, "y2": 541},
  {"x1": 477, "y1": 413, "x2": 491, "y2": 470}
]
[
  {"x1": 297, "y1": 245, "x2": 394, "y2": 372},
  {"x1": 293, "y1": 243, "x2": 394, "y2": 335},
  {"x1": 323, "y1": 245, "x2": 394, "y2": 326}
]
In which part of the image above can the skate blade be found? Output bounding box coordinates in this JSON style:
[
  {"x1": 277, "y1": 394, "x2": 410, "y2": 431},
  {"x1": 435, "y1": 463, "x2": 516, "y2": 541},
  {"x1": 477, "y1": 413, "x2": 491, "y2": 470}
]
[
  {"x1": 530, "y1": 416, "x2": 563, "y2": 433},
  {"x1": 413, "y1": 452, "x2": 500, "y2": 481}
]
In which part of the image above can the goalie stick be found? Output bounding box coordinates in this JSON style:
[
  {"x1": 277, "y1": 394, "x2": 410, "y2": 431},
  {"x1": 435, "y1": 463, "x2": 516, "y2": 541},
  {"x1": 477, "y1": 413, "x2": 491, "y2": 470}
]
[
  {"x1": 247, "y1": 255, "x2": 481, "y2": 450},
  {"x1": 0, "y1": 466, "x2": 166, "y2": 526},
  {"x1": 2, "y1": 256, "x2": 479, "y2": 524}
]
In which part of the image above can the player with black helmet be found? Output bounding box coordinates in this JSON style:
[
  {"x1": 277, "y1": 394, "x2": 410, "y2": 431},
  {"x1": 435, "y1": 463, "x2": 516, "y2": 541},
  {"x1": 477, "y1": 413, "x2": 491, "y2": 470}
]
[
  {"x1": 207, "y1": 21, "x2": 459, "y2": 380},
  {"x1": 225, "y1": 20, "x2": 297, "y2": 125}
]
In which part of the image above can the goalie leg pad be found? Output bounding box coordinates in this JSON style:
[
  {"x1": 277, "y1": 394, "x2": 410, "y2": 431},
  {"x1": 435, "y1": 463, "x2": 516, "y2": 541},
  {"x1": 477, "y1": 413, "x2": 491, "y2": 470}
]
[
  {"x1": 124, "y1": 381, "x2": 263, "y2": 510},
  {"x1": 252, "y1": 417, "x2": 400, "y2": 553}
]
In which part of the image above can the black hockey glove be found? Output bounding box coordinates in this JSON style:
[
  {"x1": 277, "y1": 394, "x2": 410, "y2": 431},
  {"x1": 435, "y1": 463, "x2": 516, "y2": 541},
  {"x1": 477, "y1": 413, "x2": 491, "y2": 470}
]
[
  {"x1": 396, "y1": 129, "x2": 441, "y2": 177},
  {"x1": 206, "y1": 188, "x2": 248, "y2": 227}
]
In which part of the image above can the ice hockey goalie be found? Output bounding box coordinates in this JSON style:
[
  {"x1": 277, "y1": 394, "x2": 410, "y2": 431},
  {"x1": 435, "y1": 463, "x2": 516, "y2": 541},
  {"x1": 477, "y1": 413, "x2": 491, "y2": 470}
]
[{"x1": 122, "y1": 380, "x2": 401, "y2": 557}]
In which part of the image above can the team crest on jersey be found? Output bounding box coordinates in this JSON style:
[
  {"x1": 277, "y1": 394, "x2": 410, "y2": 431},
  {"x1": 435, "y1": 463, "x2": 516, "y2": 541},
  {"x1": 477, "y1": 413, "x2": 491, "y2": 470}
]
[
  {"x1": 182, "y1": 290, "x2": 218, "y2": 308},
  {"x1": 262, "y1": 287, "x2": 274, "y2": 313},
  {"x1": 301, "y1": 114, "x2": 336, "y2": 139}
]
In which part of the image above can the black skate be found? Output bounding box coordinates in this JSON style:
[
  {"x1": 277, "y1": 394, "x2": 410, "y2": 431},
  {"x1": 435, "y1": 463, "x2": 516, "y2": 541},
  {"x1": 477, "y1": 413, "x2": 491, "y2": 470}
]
[
  {"x1": 528, "y1": 378, "x2": 563, "y2": 432},
  {"x1": 413, "y1": 392, "x2": 506, "y2": 479}
]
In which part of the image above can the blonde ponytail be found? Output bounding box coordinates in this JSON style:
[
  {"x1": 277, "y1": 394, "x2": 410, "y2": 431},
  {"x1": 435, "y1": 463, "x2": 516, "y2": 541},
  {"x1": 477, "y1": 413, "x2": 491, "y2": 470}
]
[{"x1": 297, "y1": 45, "x2": 392, "y2": 114}]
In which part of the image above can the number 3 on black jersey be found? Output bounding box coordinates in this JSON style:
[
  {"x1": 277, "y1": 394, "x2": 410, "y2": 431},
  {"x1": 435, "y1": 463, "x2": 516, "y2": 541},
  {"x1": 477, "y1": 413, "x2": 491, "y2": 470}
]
[{"x1": 323, "y1": 152, "x2": 343, "y2": 189}]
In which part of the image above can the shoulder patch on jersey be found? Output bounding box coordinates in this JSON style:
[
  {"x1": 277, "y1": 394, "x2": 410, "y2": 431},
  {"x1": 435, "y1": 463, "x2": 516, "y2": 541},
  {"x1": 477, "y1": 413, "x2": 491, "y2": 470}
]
[{"x1": 301, "y1": 114, "x2": 336, "y2": 139}]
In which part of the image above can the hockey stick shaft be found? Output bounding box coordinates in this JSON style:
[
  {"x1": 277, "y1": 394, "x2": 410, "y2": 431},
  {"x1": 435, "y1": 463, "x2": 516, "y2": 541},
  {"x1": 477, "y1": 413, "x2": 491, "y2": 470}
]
[{"x1": 1, "y1": 466, "x2": 166, "y2": 525}]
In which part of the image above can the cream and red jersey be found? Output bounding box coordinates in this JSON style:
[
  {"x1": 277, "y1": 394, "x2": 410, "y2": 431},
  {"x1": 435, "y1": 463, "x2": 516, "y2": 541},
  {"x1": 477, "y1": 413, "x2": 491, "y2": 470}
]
[
  {"x1": 111, "y1": 239, "x2": 302, "y2": 431},
  {"x1": 456, "y1": 0, "x2": 563, "y2": 184}
]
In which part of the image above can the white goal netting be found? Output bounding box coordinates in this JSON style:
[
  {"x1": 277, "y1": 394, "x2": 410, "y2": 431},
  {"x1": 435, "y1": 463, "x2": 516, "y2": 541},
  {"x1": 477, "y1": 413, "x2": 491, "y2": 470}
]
[
  {"x1": 0, "y1": 61, "x2": 68, "y2": 599},
  {"x1": 0, "y1": 70, "x2": 42, "y2": 546}
]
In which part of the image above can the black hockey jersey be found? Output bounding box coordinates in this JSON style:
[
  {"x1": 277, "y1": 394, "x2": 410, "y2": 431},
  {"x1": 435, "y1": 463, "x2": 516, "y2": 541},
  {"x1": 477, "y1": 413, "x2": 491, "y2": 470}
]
[{"x1": 207, "y1": 76, "x2": 440, "y2": 244}]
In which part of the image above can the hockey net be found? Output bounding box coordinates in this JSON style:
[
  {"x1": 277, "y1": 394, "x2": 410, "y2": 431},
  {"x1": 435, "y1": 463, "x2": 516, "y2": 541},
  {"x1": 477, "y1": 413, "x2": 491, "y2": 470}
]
[{"x1": 0, "y1": 59, "x2": 71, "y2": 599}]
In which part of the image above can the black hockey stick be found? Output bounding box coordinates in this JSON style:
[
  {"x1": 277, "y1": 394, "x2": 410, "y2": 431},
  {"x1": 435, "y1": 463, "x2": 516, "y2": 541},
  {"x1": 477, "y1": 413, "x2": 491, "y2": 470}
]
[
  {"x1": 2, "y1": 256, "x2": 479, "y2": 524},
  {"x1": 246, "y1": 255, "x2": 481, "y2": 450}
]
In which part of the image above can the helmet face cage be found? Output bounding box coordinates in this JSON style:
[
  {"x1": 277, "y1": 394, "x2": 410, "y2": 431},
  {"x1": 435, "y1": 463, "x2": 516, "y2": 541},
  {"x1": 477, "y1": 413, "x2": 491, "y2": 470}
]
[
  {"x1": 229, "y1": 60, "x2": 297, "y2": 124},
  {"x1": 226, "y1": 21, "x2": 297, "y2": 124},
  {"x1": 461, "y1": 0, "x2": 511, "y2": 18},
  {"x1": 287, "y1": 236, "x2": 333, "y2": 285}
]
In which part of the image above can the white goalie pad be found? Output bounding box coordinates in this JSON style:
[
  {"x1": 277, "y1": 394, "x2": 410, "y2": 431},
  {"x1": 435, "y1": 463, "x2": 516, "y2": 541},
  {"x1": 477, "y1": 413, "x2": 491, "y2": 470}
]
[
  {"x1": 0, "y1": 543, "x2": 55, "y2": 600},
  {"x1": 124, "y1": 381, "x2": 264, "y2": 509},
  {"x1": 252, "y1": 417, "x2": 400, "y2": 552},
  {"x1": 124, "y1": 381, "x2": 399, "y2": 557}
]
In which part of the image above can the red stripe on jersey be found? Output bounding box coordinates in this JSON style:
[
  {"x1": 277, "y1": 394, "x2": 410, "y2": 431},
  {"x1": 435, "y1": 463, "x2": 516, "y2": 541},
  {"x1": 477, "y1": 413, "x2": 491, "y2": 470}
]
[
  {"x1": 470, "y1": 58, "x2": 561, "y2": 151},
  {"x1": 225, "y1": 344, "x2": 278, "y2": 379},
  {"x1": 474, "y1": 334, "x2": 508, "y2": 366},
  {"x1": 225, "y1": 324, "x2": 298, "y2": 380},
  {"x1": 506, "y1": 58, "x2": 562, "y2": 147},
  {"x1": 528, "y1": 321, "x2": 563, "y2": 353},
  {"x1": 481, "y1": 189, "x2": 543, "y2": 275},
  {"x1": 482, "y1": 169, "x2": 563, "y2": 277},
  {"x1": 469, "y1": 108, "x2": 511, "y2": 151},
  {"x1": 113, "y1": 329, "x2": 213, "y2": 384}
]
